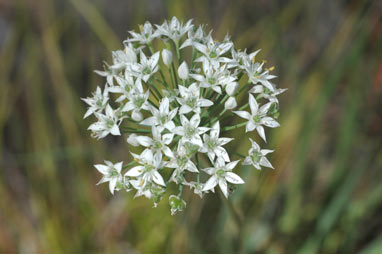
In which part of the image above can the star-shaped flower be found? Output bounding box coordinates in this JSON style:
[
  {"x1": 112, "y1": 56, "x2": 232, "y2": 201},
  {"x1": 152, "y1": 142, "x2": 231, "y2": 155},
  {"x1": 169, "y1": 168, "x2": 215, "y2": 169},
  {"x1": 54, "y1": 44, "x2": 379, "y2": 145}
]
[
  {"x1": 131, "y1": 126, "x2": 174, "y2": 158},
  {"x1": 126, "y1": 21, "x2": 158, "y2": 44},
  {"x1": 194, "y1": 35, "x2": 232, "y2": 68},
  {"x1": 88, "y1": 104, "x2": 121, "y2": 139},
  {"x1": 125, "y1": 149, "x2": 166, "y2": 188},
  {"x1": 233, "y1": 94, "x2": 279, "y2": 141},
  {"x1": 155, "y1": 17, "x2": 193, "y2": 43},
  {"x1": 242, "y1": 138, "x2": 274, "y2": 170},
  {"x1": 82, "y1": 86, "x2": 109, "y2": 118},
  {"x1": 130, "y1": 51, "x2": 160, "y2": 82},
  {"x1": 200, "y1": 121, "x2": 233, "y2": 162},
  {"x1": 202, "y1": 158, "x2": 244, "y2": 198},
  {"x1": 140, "y1": 97, "x2": 178, "y2": 132},
  {"x1": 94, "y1": 161, "x2": 123, "y2": 194},
  {"x1": 176, "y1": 83, "x2": 213, "y2": 114},
  {"x1": 172, "y1": 114, "x2": 209, "y2": 147}
]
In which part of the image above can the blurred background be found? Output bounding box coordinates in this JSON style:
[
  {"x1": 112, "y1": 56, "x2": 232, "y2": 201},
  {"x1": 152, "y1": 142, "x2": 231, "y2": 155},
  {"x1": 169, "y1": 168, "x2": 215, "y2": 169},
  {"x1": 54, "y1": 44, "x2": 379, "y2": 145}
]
[{"x1": 0, "y1": 0, "x2": 381, "y2": 253}]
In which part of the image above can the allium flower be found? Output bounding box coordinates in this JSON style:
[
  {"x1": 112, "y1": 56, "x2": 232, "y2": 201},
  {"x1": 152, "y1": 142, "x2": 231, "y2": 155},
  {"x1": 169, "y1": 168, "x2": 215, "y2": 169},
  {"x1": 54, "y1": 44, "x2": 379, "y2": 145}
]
[
  {"x1": 95, "y1": 161, "x2": 123, "y2": 194},
  {"x1": 83, "y1": 17, "x2": 285, "y2": 214},
  {"x1": 202, "y1": 158, "x2": 244, "y2": 198},
  {"x1": 234, "y1": 94, "x2": 279, "y2": 141},
  {"x1": 243, "y1": 138, "x2": 274, "y2": 170}
]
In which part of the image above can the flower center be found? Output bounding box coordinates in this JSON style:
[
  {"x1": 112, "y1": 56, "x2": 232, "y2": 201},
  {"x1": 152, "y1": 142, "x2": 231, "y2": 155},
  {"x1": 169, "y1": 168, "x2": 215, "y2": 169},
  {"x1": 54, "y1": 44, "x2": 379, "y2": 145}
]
[
  {"x1": 216, "y1": 169, "x2": 225, "y2": 177},
  {"x1": 186, "y1": 97, "x2": 197, "y2": 109},
  {"x1": 177, "y1": 156, "x2": 188, "y2": 168},
  {"x1": 153, "y1": 141, "x2": 162, "y2": 150},
  {"x1": 106, "y1": 119, "x2": 115, "y2": 129},
  {"x1": 253, "y1": 115, "x2": 261, "y2": 123},
  {"x1": 143, "y1": 67, "x2": 151, "y2": 75},
  {"x1": 207, "y1": 77, "x2": 216, "y2": 85},
  {"x1": 185, "y1": 125, "x2": 196, "y2": 138},
  {"x1": 251, "y1": 151, "x2": 262, "y2": 163},
  {"x1": 134, "y1": 97, "x2": 145, "y2": 108},
  {"x1": 209, "y1": 51, "x2": 217, "y2": 58},
  {"x1": 207, "y1": 139, "x2": 217, "y2": 150}
]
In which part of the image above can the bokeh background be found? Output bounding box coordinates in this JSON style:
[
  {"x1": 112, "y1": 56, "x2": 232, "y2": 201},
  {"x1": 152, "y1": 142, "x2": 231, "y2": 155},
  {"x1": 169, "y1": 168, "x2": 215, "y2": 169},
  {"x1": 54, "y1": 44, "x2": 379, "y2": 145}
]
[{"x1": 1, "y1": 0, "x2": 381, "y2": 253}]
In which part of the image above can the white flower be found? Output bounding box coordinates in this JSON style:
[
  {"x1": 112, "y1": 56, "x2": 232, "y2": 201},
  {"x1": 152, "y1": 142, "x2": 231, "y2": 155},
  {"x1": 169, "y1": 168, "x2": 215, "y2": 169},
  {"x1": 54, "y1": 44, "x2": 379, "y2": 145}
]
[
  {"x1": 172, "y1": 114, "x2": 209, "y2": 147},
  {"x1": 243, "y1": 138, "x2": 274, "y2": 170},
  {"x1": 126, "y1": 21, "x2": 157, "y2": 44},
  {"x1": 155, "y1": 17, "x2": 193, "y2": 43},
  {"x1": 191, "y1": 62, "x2": 235, "y2": 94},
  {"x1": 130, "y1": 51, "x2": 160, "y2": 82},
  {"x1": 202, "y1": 158, "x2": 244, "y2": 198},
  {"x1": 161, "y1": 49, "x2": 173, "y2": 67},
  {"x1": 233, "y1": 94, "x2": 279, "y2": 141},
  {"x1": 180, "y1": 25, "x2": 209, "y2": 49},
  {"x1": 122, "y1": 79, "x2": 150, "y2": 121},
  {"x1": 140, "y1": 97, "x2": 177, "y2": 132},
  {"x1": 125, "y1": 149, "x2": 166, "y2": 188},
  {"x1": 194, "y1": 36, "x2": 233, "y2": 68},
  {"x1": 178, "y1": 61, "x2": 189, "y2": 80},
  {"x1": 109, "y1": 46, "x2": 138, "y2": 71},
  {"x1": 200, "y1": 121, "x2": 233, "y2": 162},
  {"x1": 176, "y1": 83, "x2": 213, "y2": 114},
  {"x1": 107, "y1": 75, "x2": 135, "y2": 103},
  {"x1": 249, "y1": 84, "x2": 287, "y2": 104},
  {"x1": 82, "y1": 86, "x2": 109, "y2": 118},
  {"x1": 94, "y1": 161, "x2": 123, "y2": 194},
  {"x1": 167, "y1": 143, "x2": 199, "y2": 184},
  {"x1": 88, "y1": 104, "x2": 121, "y2": 139},
  {"x1": 244, "y1": 61, "x2": 276, "y2": 91},
  {"x1": 133, "y1": 126, "x2": 174, "y2": 158}
]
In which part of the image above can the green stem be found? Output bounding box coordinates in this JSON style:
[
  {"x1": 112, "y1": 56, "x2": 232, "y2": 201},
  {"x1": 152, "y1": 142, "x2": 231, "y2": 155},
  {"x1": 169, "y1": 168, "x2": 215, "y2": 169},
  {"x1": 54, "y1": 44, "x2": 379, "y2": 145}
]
[{"x1": 222, "y1": 121, "x2": 247, "y2": 132}]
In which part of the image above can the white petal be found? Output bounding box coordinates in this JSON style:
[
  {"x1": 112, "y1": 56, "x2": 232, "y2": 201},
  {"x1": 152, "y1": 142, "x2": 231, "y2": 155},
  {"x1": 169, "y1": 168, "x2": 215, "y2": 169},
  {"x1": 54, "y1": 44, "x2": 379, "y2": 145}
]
[
  {"x1": 136, "y1": 136, "x2": 153, "y2": 147},
  {"x1": 140, "y1": 116, "x2": 156, "y2": 126},
  {"x1": 179, "y1": 105, "x2": 192, "y2": 115},
  {"x1": 256, "y1": 126, "x2": 266, "y2": 142},
  {"x1": 125, "y1": 166, "x2": 144, "y2": 177},
  {"x1": 190, "y1": 114, "x2": 201, "y2": 127},
  {"x1": 218, "y1": 179, "x2": 228, "y2": 198},
  {"x1": 261, "y1": 117, "x2": 280, "y2": 128},
  {"x1": 94, "y1": 164, "x2": 109, "y2": 175},
  {"x1": 110, "y1": 124, "x2": 121, "y2": 136},
  {"x1": 202, "y1": 175, "x2": 218, "y2": 191},
  {"x1": 114, "y1": 162, "x2": 123, "y2": 173},
  {"x1": 226, "y1": 160, "x2": 240, "y2": 170},
  {"x1": 109, "y1": 178, "x2": 118, "y2": 194},
  {"x1": 260, "y1": 157, "x2": 274, "y2": 169},
  {"x1": 225, "y1": 172, "x2": 244, "y2": 184},
  {"x1": 249, "y1": 94, "x2": 259, "y2": 114},
  {"x1": 152, "y1": 171, "x2": 165, "y2": 186},
  {"x1": 233, "y1": 111, "x2": 251, "y2": 120},
  {"x1": 246, "y1": 121, "x2": 256, "y2": 132},
  {"x1": 198, "y1": 99, "x2": 213, "y2": 107}
]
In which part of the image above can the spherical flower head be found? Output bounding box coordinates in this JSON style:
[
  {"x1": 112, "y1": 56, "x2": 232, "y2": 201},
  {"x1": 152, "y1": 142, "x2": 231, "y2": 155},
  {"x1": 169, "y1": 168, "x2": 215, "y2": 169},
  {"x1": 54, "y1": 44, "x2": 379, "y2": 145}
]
[{"x1": 83, "y1": 17, "x2": 285, "y2": 214}]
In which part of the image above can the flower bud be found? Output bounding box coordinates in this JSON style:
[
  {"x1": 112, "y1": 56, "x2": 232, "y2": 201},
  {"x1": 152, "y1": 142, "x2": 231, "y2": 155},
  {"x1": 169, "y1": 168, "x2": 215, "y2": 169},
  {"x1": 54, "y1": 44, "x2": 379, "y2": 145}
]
[
  {"x1": 127, "y1": 134, "x2": 139, "y2": 146},
  {"x1": 178, "y1": 61, "x2": 189, "y2": 80},
  {"x1": 131, "y1": 110, "x2": 143, "y2": 121},
  {"x1": 161, "y1": 49, "x2": 173, "y2": 67},
  {"x1": 225, "y1": 96, "x2": 237, "y2": 110},
  {"x1": 226, "y1": 82, "x2": 239, "y2": 96}
]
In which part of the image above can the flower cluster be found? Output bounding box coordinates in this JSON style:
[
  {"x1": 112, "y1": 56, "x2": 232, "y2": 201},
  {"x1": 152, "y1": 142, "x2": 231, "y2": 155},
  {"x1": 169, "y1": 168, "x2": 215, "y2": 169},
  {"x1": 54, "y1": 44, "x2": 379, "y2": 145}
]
[{"x1": 83, "y1": 17, "x2": 285, "y2": 214}]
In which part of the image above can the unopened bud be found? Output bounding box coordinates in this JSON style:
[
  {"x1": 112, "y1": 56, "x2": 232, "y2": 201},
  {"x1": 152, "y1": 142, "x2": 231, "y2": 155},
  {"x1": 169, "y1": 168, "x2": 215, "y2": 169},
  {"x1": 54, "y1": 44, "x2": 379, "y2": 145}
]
[
  {"x1": 178, "y1": 61, "x2": 189, "y2": 80},
  {"x1": 225, "y1": 96, "x2": 237, "y2": 110},
  {"x1": 161, "y1": 49, "x2": 173, "y2": 67}
]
